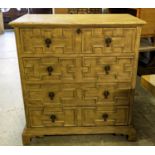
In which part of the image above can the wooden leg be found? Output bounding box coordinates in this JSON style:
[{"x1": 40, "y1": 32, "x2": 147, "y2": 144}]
[
  {"x1": 22, "y1": 134, "x2": 32, "y2": 145},
  {"x1": 127, "y1": 128, "x2": 137, "y2": 142},
  {"x1": 22, "y1": 127, "x2": 45, "y2": 145},
  {"x1": 22, "y1": 127, "x2": 32, "y2": 145}
]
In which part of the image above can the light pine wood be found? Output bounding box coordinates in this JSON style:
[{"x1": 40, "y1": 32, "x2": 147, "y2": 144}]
[
  {"x1": 132, "y1": 26, "x2": 142, "y2": 88},
  {"x1": 11, "y1": 14, "x2": 145, "y2": 145},
  {"x1": 10, "y1": 14, "x2": 146, "y2": 27},
  {"x1": 141, "y1": 75, "x2": 155, "y2": 96},
  {"x1": 24, "y1": 83, "x2": 132, "y2": 107},
  {"x1": 22, "y1": 126, "x2": 136, "y2": 145},
  {"x1": 22, "y1": 56, "x2": 134, "y2": 83},
  {"x1": 0, "y1": 11, "x2": 4, "y2": 34},
  {"x1": 19, "y1": 28, "x2": 136, "y2": 57},
  {"x1": 27, "y1": 106, "x2": 129, "y2": 128}
]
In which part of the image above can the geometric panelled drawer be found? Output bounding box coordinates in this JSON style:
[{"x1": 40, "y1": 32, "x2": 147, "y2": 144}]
[
  {"x1": 25, "y1": 83, "x2": 132, "y2": 107},
  {"x1": 10, "y1": 14, "x2": 145, "y2": 145},
  {"x1": 22, "y1": 56, "x2": 134, "y2": 83}
]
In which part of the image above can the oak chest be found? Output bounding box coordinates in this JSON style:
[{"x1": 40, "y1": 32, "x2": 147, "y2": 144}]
[{"x1": 10, "y1": 14, "x2": 145, "y2": 145}]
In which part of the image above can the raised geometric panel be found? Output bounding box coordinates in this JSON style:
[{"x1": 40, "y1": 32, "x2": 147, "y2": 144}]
[
  {"x1": 28, "y1": 107, "x2": 78, "y2": 127},
  {"x1": 22, "y1": 57, "x2": 81, "y2": 82},
  {"x1": 20, "y1": 28, "x2": 81, "y2": 56},
  {"x1": 25, "y1": 84, "x2": 79, "y2": 107},
  {"x1": 81, "y1": 106, "x2": 129, "y2": 126},
  {"x1": 81, "y1": 28, "x2": 136, "y2": 54},
  {"x1": 82, "y1": 56, "x2": 134, "y2": 82},
  {"x1": 82, "y1": 83, "x2": 131, "y2": 106}
]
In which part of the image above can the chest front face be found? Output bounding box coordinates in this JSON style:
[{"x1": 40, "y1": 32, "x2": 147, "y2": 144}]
[{"x1": 18, "y1": 26, "x2": 138, "y2": 128}]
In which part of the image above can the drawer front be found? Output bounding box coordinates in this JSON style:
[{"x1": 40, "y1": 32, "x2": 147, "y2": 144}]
[
  {"x1": 81, "y1": 28, "x2": 136, "y2": 54},
  {"x1": 28, "y1": 107, "x2": 78, "y2": 127},
  {"x1": 22, "y1": 56, "x2": 134, "y2": 83},
  {"x1": 82, "y1": 56, "x2": 134, "y2": 82},
  {"x1": 81, "y1": 106, "x2": 129, "y2": 126},
  {"x1": 25, "y1": 83, "x2": 131, "y2": 107},
  {"x1": 28, "y1": 106, "x2": 129, "y2": 127},
  {"x1": 82, "y1": 83, "x2": 131, "y2": 106},
  {"x1": 25, "y1": 83, "x2": 78, "y2": 107},
  {"x1": 22, "y1": 57, "x2": 79, "y2": 82},
  {"x1": 20, "y1": 28, "x2": 136, "y2": 56},
  {"x1": 20, "y1": 28, "x2": 81, "y2": 55}
]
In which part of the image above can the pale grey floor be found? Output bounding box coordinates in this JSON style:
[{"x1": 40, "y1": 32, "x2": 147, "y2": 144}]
[{"x1": 0, "y1": 31, "x2": 155, "y2": 146}]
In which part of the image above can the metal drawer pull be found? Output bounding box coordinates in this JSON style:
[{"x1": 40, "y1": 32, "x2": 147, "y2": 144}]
[
  {"x1": 76, "y1": 28, "x2": 82, "y2": 34},
  {"x1": 103, "y1": 90, "x2": 110, "y2": 99},
  {"x1": 45, "y1": 38, "x2": 52, "y2": 48},
  {"x1": 48, "y1": 92, "x2": 55, "y2": 100},
  {"x1": 105, "y1": 37, "x2": 112, "y2": 47},
  {"x1": 50, "y1": 114, "x2": 56, "y2": 123},
  {"x1": 102, "y1": 113, "x2": 108, "y2": 121},
  {"x1": 104, "y1": 65, "x2": 110, "y2": 74},
  {"x1": 47, "y1": 66, "x2": 53, "y2": 76}
]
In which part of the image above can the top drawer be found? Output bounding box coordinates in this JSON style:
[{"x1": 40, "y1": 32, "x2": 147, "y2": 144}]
[{"x1": 19, "y1": 28, "x2": 136, "y2": 56}]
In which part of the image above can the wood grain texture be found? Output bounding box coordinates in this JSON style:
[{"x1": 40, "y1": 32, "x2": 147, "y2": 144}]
[
  {"x1": 21, "y1": 56, "x2": 134, "y2": 83},
  {"x1": 24, "y1": 83, "x2": 132, "y2": 107},
  {"x1": 27, "y1": 106, "x2": 129, "y2": 128},
  {"x1": 9, "y1": 14, "x2": 146, "y2": 27},
  {"x1": 22, "y1": 126, "x2": 136, "y2": 145},
  {"x1": 11, "y1": 14, "x2": 145, "y2": 145},
  {"x1": 141, "y1": 75, "x2": 155, "y2": 96},
  {"x1": 19, "y1": 28, "x2": 136, "y2": 57}
]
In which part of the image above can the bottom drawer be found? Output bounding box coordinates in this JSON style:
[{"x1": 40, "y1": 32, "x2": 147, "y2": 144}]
[{"x1": 28, "y1": 106, "x2": 129, "y2": 128}]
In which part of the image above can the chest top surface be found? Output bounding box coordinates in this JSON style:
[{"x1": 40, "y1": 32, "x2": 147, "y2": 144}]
[{"x1": 10, "y1": 14, "x2": 146, "y2": 27}]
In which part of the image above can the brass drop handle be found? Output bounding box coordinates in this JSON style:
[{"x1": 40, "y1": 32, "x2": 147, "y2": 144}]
[
  {"x1": 103, "y1": 90, "x2": 110, "y2": 99},
  {"x1": 105, "y1": 37, "x2": 112, "y2": 47},
  {"x1": 45, "y1": 38, "x2": 52, "y2": 48},
  {"x1": 102, "y1": 113, "x2": 108, "y2": 121},
  {"x1": 50, "y1": 114, "x2": 56, "y2": 123},
  {"x1": 76, "y1": 28, "x2": 82, "y2": 34},
  {"x1": 104, "y1": 65, "x2": 111, "y2": 74},
  {"x1": 49, "y1": 92, "x2": 55, "y2": 100},
  {"x1": 47, "y1": 66, "x2": 53, "y2": 76}
]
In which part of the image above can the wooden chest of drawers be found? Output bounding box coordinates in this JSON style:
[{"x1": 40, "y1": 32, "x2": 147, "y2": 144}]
[{"x1": 10, "y1": 14, "x2": 145, "y2": 145}]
